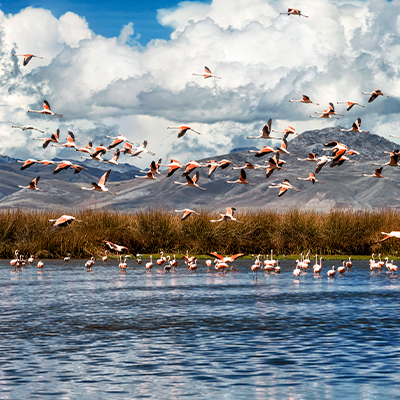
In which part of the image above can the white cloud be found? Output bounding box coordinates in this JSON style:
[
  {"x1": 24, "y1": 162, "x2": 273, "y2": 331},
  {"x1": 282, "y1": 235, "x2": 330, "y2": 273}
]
[{"x1": 0, "y1": 0, "x2": 399, "y2": 169}]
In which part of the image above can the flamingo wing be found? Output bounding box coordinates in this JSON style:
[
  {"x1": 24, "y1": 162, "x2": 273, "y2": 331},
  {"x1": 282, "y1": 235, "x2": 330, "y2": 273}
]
[
  {"x1": 23, "y1": 55, "x2": 33, "y2": 66},
  {"x1": 209, "y1": 252, "x2": 224, "y2": 260},
  {"x1": 43, "y1": 100, "x2": 51, "y2": 110},
  {"x1": 98, "y1": 169, "x2": 111, "y2": 186},
  {"x1": 204, "y1": 66, "x2": 212, "y2": 74}
]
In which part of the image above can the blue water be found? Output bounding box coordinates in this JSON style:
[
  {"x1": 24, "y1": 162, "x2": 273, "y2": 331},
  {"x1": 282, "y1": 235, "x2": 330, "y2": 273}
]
[{"x1": 1, "y1": 259, "x2": 399, "y2": 399}]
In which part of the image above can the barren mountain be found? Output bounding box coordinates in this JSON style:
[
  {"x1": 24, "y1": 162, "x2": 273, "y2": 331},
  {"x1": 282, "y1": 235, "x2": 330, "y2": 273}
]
[{"x1": 0, "y1": 126, "x2": 399, "y2": 211}]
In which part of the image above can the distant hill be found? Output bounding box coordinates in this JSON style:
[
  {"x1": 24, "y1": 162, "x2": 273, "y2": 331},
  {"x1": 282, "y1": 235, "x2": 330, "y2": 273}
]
[{"x1": 0, "y1": 127, "x2": 399, "y2": 211}]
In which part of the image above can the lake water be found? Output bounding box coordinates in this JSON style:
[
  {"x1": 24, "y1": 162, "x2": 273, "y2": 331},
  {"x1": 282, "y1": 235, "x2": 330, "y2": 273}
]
[{"x1": 1, "y1": 259, "x2": 399, "y2": 399}]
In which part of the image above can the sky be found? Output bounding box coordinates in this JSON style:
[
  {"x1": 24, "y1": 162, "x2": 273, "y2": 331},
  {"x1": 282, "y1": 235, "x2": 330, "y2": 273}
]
[{"x1": 0, "y1": 0, "x2": 399, "y2": 168}]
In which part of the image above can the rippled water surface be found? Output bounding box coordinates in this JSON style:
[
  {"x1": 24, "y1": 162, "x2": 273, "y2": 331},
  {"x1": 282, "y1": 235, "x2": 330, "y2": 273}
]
[{"x1": 1, "y1": 259, "x2": 400, "y2": 399}]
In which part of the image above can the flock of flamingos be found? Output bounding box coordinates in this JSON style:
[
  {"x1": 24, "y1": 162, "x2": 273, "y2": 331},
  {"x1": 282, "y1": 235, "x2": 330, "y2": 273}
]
[{"x1": 4, "y1": 8, "x2": 400, "y2": 276}]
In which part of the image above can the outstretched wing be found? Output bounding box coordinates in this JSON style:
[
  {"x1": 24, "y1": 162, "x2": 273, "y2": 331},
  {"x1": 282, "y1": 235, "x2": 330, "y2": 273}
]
[
  {"x1": 43, "y1": 100, "x2": 51, "y2": 110},
  {"x1": 99, "y1": 169, "x2": 111, "y2": 186}
]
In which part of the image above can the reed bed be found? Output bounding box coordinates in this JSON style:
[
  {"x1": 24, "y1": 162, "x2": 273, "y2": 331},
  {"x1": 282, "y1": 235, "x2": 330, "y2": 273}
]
[{"x1": 0, "y1": 208, "x2": 399, "y2": 258}]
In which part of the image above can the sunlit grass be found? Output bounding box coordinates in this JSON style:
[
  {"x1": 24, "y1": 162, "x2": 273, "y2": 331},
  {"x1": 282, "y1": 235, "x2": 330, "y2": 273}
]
[{"x1": 0, "y1": 208, "x2": 399, "y2": 258}]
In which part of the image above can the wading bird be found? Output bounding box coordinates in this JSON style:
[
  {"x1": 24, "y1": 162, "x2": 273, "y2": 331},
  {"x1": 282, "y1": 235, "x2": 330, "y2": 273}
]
[
  {"x1": 210, "y1": 207, "x2": 244, "y2": 223},
  {"x1": 280, "y1": 8, "x2": 308, "y2": 17},
  {"x1": 247, "y1": 119, "x2": 280, "y2": 140},
  {"x1": 340, "y1": 118, "x2": 369, "y2": 133},
  {"x1": 363, "y1": 167, "x2": 390, "y2": 180},
  {"x1": 81, "y1": 169, "x2": 116, "y2": 194},
  {"x1": 175, "y1": 209, "x2": 201, "y2": 220},
  {"x1": 167, "y1": 126, "x2": 201, "y2": 138},
  {"x1": 12, "y1": 125, "x2": 44, "y2": 133},
  {"x1": 226, "y1": 169, "x2": 256, "y2": 185},
  {"x1": 377, "y1": 231, "x2": 400, "y2": 243},
  {"x1": 13, "y1": 53, "x2": 43, "y2": 66},
  {"x1": 49, "y1": 215, "x2": 82, "y2": 230},
  {"x1": 192, "y1": 66, "x2": 221, "y2": 79},
  {"x1": 337, "y1": 101, "x2": 365, "y2": 111},
  {"x1": 174, "y1": 171, "x2": 207, "y2": 190},
  {"x1": 28, "y1": 100, "x2": 63, "y2": 118},
  {"x1": 362, "y1": 89, "x2": 389, "y2": 103},
  {"x1": 327, "y1": 265, "x2": 336, "y2": 277},
  {"x1": 33, "y1": 129, "x2": 61, "y2": 149},
  {"x1": 289, "y1": 94, "x2": 318, "y2": 105},
  {"x1": 18, "y1": 176, "x2": 44, "y2": 191},
  {"x1": 268, "y1": 179, "x2": 300, "y2": 197}
]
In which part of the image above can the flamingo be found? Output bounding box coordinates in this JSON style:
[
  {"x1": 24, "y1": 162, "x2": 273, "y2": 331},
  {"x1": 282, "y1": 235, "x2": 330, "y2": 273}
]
[
  {"x1": 297, "y1": 153, "x2": 319, "y2": 162},
  {"x1": 130, "y1": 141, "x2": 155, "y2": 157},
  {"x1": 28, "y1": 254, "x2": 34, "y2": 264},
  {"x1": 346, "y1": 257, "x2": 353, "y2": 271},
  {"x1": 210, "y1": 207, "x2": 244, "y2": 223},
  {"x1": 135, "y1": 171, "x2": 160, "y2": 181},
  {"x1": 338, "y1": 261, "x2": 346, "y2": 274},
  {"x1": 248, "y1": 145, "x2": 277, "y2": 158},
  {"x1": 48, "y1": 215, "x2": 82, "y2": 229},
  {"x1": 85, "y1": 257, "x2": 95, "y2": 270},
  {"x1": 13, "y1": 53, "x2": 43, "y2": 66},
  {"x1": 167, "y1": 126, "x2": 201, "y2": 138},
  {"x1": 119, "y1": 255, "x2": 128, "y2": 270},
  {"x1": 377, "y1": 231, "x2": 400, "y2": 243},
  {"x1": 64, "y1": 254, "x2": 71, "y2": 262},
  {"x1": 81, "y1": 169, "x2": 116, "y2": 194},
  {"x1": 323, "y1": 141, "x2": 349, "y2": 161},
  {"x1": 313, "y1": 255, "x2": 322, "y2": 274},
  {"x1": 37, "y1": 261, "x2": 44, "y2": 269},
  {"x1": 28, "y1": 100, "x2": 63, "y2": 118},
  {"x1": 340, "y1": 118, "x2": 369, "y2": 133},
  {"x1": 75, "y1": 141, "x2": 93, "y2": 154},
  {"x1": 297, "y1": 172, "x2": 322, "y2": 184},
  {"x1": 215, "y1": 260, "x2": 230, "y2": 274},
  {"x1": 251, "y1": 255, "x2": 261, "y2": 279},
  {"x1": 315, "y1": 155, "x2": 332, "y2": 174},
  {"x1": 385, "y1": 258, "x2": 398, "y2": 274},
  {"x1": 101, "y1": 149, "x2": 125, "y2": 167},
  {"x1": 210, "y1": 252, "x2": 244, "y2": 264},
  {"x1": 276, "y1": 134, "x2": 296, "y2": 156},
  {"x1": 310, "y1": 109, "x2": 339, "y2": 119},
  {"x1": 53, "y1": 161, "x2": 85, "y2": 175},
  {"x1": 161, "y1": 159, "x2": 184, "y2": 177},
  {"x1": 370, "y1": 254, "x2": 380, "y2": 272},
  {"x1": 106, "y1": 134, "x2": 134, "y2": 149},
  {"x1": 265, "y1": 155, "x2": 288, "y2": 179},
  {"x1": 218, "y1": 159, "x2": 234, "y2": 170},
  {"x1": 10, "y1": 250, "x2": 20, "y2": 267},
  {"x1": 193, "y1": 66, "x2": 221, "y2": 79},
  {"x1": 204, "y1": 160, "x2": 220, "y2": 178},
  {"x1": 206, "y1": 259, "x2": 212, "y2": 269},
  {"x1": 337, "y1": 101, "x2": 365, "y2": 111},
  {"x1": 174, "y1": 171, "x2": 207, "y2": 190},
  {"x1": 327, "y1": 265, "x2": 336, "y2": 277},
  {"x1": 330, "y1": 155, "x2": 355, "y2": 168},
  {"x1": 33, "y1": 129, "x2": 61, "y2": 149},
  {"x1": 226, "y1": 169, "x2": 256, "y2": 185},
  {"x1": 156, "y1": 251, "x2": 167, "y2": 267},
  {"x1": 175, "y1": 209, "x2": 201, "y2": 220},
  {"x1": 293, "y1": 261, "x2": 302, "y2": 278},
  {"x1": 289, "y1": 94, "x2": 318, "y2": 105},
  {"x1": 247, "y1": 119, "x2": 280, "y2": 140},
  {"x1": 280, "y1": 8, "x2": 308, "y2": 18},
  {"x1": 188, "y1": 258, "x2": 198, "y2": 272},
  {"x1": 362, "y1": 89, "x2": 389, "y2": 103},
  {"x1": 146, "y1": 255, "x2": 154, "y2": 270},
  {"x1": 181, "y1": 160, "x2": 203, "y2": 176},
  {"x1": 268, "y1": 179, "x2": 300, "y2": 197},
  {"x1": 12, "y1": 125, "x2": 44, "y2": 133},
  {"x1": 18, "y1": 159, "x2": 38, "y2": 170},
  {"x1": 314, "y1": 102, "x2": 344, "y2": 117},
  {"x1": 362, "y1": 167, "x2": 390, "y2": 180},
  {"x1": 233, "y1": 162, "x2": 264, "y2": 170},
  {"x1": 18, "y1": 176, "x2": 44, "y2": 191},
  {"x1": 139, "y1": 159, "x2": 163, "y2": 176},
  {"x1": 52, "y1": 131, "x2": 76, "y2": 148},
  {"x1": 102, "y1": 251, "x2": 109, "y2": 262},
  {"x1": 373, "y1": 150, "x2": 400, "y2": 167},
  {"x1": 136, "y1": 254, "x2": 143, "y2": 265},
  {"x1": 272, "y1": 125, "x2": 304, "y2": 137},
  {"x1": 102, "y1": 240, "x2": 128, "y2": 253},
  {"x1": 263, "y1": 250, "x2": 277, "y2": 268}
]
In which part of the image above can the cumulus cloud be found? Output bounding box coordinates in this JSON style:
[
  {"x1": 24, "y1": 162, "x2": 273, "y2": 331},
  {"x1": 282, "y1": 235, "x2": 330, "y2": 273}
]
[{"x1": 0, "y1": 0, "x2": 399, "y2": 169}]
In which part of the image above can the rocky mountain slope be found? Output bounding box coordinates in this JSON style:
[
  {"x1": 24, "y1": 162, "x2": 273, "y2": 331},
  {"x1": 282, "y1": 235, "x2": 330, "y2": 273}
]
[{"x1": 0, "y1": 126, "x2": 399, "y2": 211}]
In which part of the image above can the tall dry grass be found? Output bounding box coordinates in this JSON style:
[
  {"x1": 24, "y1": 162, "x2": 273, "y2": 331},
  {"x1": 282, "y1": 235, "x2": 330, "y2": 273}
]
[{"x1": 0, "y1": 208, "x2": 399, "y2": 258}]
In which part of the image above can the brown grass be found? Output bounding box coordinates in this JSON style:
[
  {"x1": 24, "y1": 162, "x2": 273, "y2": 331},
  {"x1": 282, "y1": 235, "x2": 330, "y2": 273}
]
[{"x1": 0, "y1": 208, "x2": 398, "y2": 258}]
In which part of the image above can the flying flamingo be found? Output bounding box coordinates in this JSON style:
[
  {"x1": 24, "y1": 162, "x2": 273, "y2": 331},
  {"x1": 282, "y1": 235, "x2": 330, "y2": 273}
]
[
  {"x1": 376, "y1": 231, "x2": 400, "y2": 243},
  {"x1": 280, "y1": 8, "x2": 308, "y2": 18},
  {"x1": 161, "y1": 159, "x2": 184, "y2": 177},
  {"x1": 373, "y1": 150, "x2": 400, "y2": 167},
  {"x1": 272, "y1": 125, "x2": 303, "y2": 137},
  {"x1": 289, "y1": 94, "x2": 318, "y2": 105},
  {"x1": 101, "y1": 149, "x2": 125, "y2": 167},
  {"x1": 174, "y1": 171, "x2": 207, "y2": 190},
  {"x1": 135, "y1": 171, "x2": 160, "y2": 181},
  {"x1": 53, "y1": 161, "x2": 86, "y2": 175},
  {"x1": 52, "y1": 131, "x2": 76, "y2": 148},
  {"x1": 106, "y1": 134, "x2": 134, "y2": 149},
  {"x1": 315, "y1": 155, "x2": 332, "y2": 174},
  {"x1": 249, "y1": 146, "x2": 278, "y2": 158},
  {"x1": 340, "y1": 118, "x2": 369, "y2": 133},
  {"x1": 297, "y1": 153, "x2": 319, "y2": 162},
  {"x1": 33, "y1": 129, "x2": 61, "y2": 149},
  {"x1": 226, "y1": 169, "x2": 256, "y2": 185},
  {"x1": 130, "y1": 141, "x2": 155, "y2": 157},
  {"x1": 276, "y1": 134, "x2": 296, "y2": 156},
  {"x1": 13, "y1": 53, "x2": 43, "y2": 66},
  {"x1": 210, "y1": 207, "x2": 244, "y2": 223},
  {"x1": 81, "y1": 169, "x2": 116, "y2": 194},
  {"x1": 362, "y1": 89, "x2": 389, "y2": 103},
  {"x1": 265, "y1": 153, "x2": 288, "y2": 178},
  {"x1": 310, "y1": 109, "x2": 339, "y2": 119},
  {"x1": 48, "y1": 215, "x2": 82, "y2": 229},
  {"x1": 75, "y1": 141, "x2": 93, "y2": 154},
  {"x1": 139, "y1": 159, "x2": 163, "y2": 176},
  {"x1": 12, "y1": 125, "x2": 44, "y2": 133},
  {"x1": 337, "y1": 101, "x2": 365, "y2": 111},
  {"x1": 37, "y1": 160, "x2": 56, "y2": 167},
  {"x1": 362, "y1": 167, "x2": 390, "y2": 180},
  {"x1": 314, "y1": 102, "x2": 344, "y2": 117},
  {"x1": 247, "y1": 119, "x2": 281, "y2": 140},
  {"x1": 175, "y1": 209, "x2": 201, "y2": 220},
  {"x1": 18, "y1": 176, "x2": 44, "y2": 191},
  {"x1": 297, "y1": 172, "x2": 322, "y2": 184},
  {"x1": 167, "y1": 126, "x2": 201, "y2": 138},
  {"x1": 18, "y1": 159, "x2": 38, "y2": 170},
  {"x1": 181, "y1": 161, "x2": 203, "y2": 177},
  {"x1": 268, "y1": 179, "x2": 300, "y2": 197},
  {"x1": 193, "y1": 66, "x2": 221, "y2": 79},
  {"x1": 28, "y1": 100, "x2": 63, "y2": 118},
  {"x1": 103, "y1": 240, "x2": 129, "y2": 253}
]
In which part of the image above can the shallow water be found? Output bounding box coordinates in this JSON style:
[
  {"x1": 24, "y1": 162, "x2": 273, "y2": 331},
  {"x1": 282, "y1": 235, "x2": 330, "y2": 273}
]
[{"x1": 1, "y1": 259, "x2": 399, "y2": 399}]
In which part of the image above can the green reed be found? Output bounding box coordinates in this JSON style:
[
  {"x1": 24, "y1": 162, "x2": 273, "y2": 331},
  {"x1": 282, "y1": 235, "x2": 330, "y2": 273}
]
[{"x1": 0, "y1": 208, "x2": 399, "y2": 258}]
